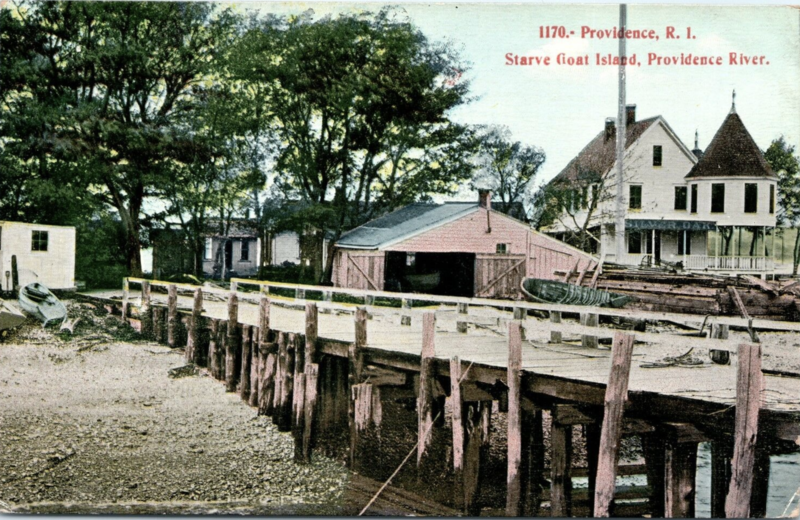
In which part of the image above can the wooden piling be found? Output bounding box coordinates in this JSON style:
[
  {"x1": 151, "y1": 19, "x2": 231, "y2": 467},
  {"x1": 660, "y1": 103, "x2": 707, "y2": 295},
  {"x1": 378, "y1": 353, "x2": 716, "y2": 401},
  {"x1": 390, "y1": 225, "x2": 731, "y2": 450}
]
[
  {"x1": 417, "y1": 312, "x2": 436, "y2": 467},
  {"x1": 401, "y1": 298, "x2": 412, "y2": 326},
  {"x1": 513, "y1": 307, "x2": 525, "y2": 320},
  {"x1": 225, "y1": 289, "x2": 239, "y2": 392},
  {"x1": 593, "y1": 332, "x2": 635, "y2": 517},
  {"x1": 506, "y1": 320, "x2": 523, "y2": 516},
  {"x1": 302, "y1": 363, "x2": 319, "y2": 463},
  {"x1": 581, "y1": 312, "x2": 599, "y2": 348},
  {"x1": 141, "y1": 281, "x2": 152, "y2": 340},
  {"x1": 725, "y1": 343, "x2": 763, "y2": 518},
  {"x1": 550, "y1": 419, "x2": 573, "y2": 517},
  {"x1": 750, "y1": 444, "x2": 771, "y2": 518},
  {"x1": 292, "y1": 372, "x2": 307, "y2": 463},
  {"x1": 167, "y1": 284, "x2": 178, "y2": 347},
  {"x1": 208, "y1": 320, "x2": 219, "y2": 375},
  {"x1": 348, "y1": 308, "x2": 367, "y2": 470},
  {"x1": 451, "y1": 356, "x2": 466, "y2": 511},
  {"x1": 458, "y1": 302, "x2": 469, "y2": 314},
  {"x1": 259, "y1": 341, "x2": 277, "y2": 417},
  {"x1": 216, "y1": 322, "x2": 227, "y2": 380},
  {"x1": 550, "y1": 310, "x2": 562, "y2": 343},
  {"x1": 251, "y1": 296, "x2": 270, "y2": 407},
  {"x1": 189, "y1": 288, "x2": 203, "y2": 364},
  {"x1": 665, "y1": 440, "x2": 698, "y2": 518},
  {"x1": 305, "y1": 302, "x2": 318, "y2": 367},
  {"x1": 710, "y1": 440, "x2": 732, "y2": 519},
  {"x1": 642, "y1": 432, "x2": 667, "y2": 518},
  {"x1": 586, "y1": 422, "x2": 602, "y2": 515},
  {"x1": 240, "y1": 325, "x2": 252, "y2": 401},
  {"x1": 121, "y1": 278, "x2": 130, "y2": 323},
  {"x1": 153, "y1": 307, "x2": 165, "y2": 344},
  {"x1": 274, "y1": 332, "x2": 295, "y2": 431}
]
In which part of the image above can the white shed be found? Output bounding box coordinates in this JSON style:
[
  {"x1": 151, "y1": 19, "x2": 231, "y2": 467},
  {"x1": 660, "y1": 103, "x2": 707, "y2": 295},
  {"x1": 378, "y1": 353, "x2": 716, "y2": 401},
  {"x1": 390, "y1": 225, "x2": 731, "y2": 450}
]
[{"x1": 0, "y1": 221, "x2": 76, "y2": 291}]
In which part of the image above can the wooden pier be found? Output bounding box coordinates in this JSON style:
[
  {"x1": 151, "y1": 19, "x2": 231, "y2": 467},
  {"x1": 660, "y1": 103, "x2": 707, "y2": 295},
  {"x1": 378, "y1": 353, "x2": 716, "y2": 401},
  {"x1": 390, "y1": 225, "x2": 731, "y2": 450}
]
[{"x1": 85, "y1": 277, "x2": 800, "y2": 517}]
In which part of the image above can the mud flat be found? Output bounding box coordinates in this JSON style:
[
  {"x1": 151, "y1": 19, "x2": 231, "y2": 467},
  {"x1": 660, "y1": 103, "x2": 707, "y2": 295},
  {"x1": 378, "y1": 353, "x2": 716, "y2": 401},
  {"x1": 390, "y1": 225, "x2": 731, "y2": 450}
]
[{"x1": 0, "y1": 305, "x2": 349, "y2": 514}]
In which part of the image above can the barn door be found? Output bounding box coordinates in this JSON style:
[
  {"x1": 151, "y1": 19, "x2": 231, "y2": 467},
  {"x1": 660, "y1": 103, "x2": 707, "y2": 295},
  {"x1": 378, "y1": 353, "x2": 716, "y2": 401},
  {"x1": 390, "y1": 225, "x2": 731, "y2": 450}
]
[
  {"x1": 474, "y1": 254, "x2": 526, "y2": 299},
  {"x1": 345, "y1": 252, "x2": 385, "y2": 291}
]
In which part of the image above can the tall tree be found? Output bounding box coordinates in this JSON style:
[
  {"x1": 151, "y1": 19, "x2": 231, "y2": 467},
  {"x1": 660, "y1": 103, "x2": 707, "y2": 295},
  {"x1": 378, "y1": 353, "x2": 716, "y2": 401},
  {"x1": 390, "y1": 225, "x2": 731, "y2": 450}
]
[
  {"x1": 765, "y1": 136, "x2": 800, "y2": 275},
  {"x1": 1, "y1": 1, "x2": 238, "y2": 276}
]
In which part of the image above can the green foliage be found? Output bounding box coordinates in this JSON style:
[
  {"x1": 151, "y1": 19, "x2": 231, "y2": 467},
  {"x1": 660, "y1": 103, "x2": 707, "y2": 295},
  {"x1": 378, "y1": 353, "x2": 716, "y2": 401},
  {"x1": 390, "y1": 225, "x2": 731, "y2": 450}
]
[
  {"x1": 74, "y1": 214, "x2": 128, "y2": 290},
  {"x1": 765, "y1": 136, "x2": 800, "y2": 274}
]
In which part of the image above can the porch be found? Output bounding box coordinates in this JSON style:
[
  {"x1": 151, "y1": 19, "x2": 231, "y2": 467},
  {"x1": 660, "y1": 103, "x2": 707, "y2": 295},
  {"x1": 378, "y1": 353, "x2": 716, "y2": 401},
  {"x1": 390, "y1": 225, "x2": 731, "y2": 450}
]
[{"x1": 616, "y1": 253, "x2": 775, "y2": 272}]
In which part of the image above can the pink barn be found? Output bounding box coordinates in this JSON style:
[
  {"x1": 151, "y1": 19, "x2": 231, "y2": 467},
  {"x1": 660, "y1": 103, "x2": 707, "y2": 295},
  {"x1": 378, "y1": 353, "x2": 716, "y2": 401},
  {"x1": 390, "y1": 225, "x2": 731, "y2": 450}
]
[{"x1": 332, "y1": 192, "x2": 597, "y2": 299}]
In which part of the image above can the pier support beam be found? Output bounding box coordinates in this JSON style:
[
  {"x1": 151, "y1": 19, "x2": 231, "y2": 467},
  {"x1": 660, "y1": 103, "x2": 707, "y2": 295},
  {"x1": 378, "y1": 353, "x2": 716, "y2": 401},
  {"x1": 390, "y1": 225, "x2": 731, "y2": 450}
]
[
  {"x1": 189, "y1": 288, "x2": 203, "y2": 364},
  {"x1": 710, "y1": 439, "x2": 732, "y2": 518},
  {"x1": 663, "y1": 423, "x2": 706, "y2": 518},
  {"x1": 417, "y1": 312, "x2": 436, "y2": 470},
  {"x1": 239, "y1": 325, "x2": 251, "y2": 401},
  {"x1": 550, "y1": 417, "x2": 573, "y2": 517},
  {"x1": 550, "y1": 311, "x2": 562, "y2": 343},
  {"x1": 348, "y1": 307, "x2": 367, "y2": 470},
  {"x1": 140, "y1": 281, "x2": 152, "y2": 340},
  {"x1": 581, "y1": 312, "x2": 599, "y2": 348},
  {"x1": 225, "y1": 288, "x2": 239, "y2": 392},
  {"x1": 167, "y1": 284, "x2": 178, "y2": 347},
  {"x1": 506, "y1": 320, "x2": 523, "y2": 516}
]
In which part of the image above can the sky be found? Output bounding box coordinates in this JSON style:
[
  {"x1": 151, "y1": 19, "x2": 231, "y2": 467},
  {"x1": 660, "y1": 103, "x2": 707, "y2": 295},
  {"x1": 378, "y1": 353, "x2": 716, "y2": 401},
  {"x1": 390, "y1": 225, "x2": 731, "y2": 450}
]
[{"x1": 237, "y1": 2, "x2": 800, "y2": 191}]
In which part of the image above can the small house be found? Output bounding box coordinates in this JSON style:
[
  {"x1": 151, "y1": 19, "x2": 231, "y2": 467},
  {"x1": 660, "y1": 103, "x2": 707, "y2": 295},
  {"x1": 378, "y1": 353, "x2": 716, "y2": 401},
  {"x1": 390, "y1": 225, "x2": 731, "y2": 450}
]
[
  {"x1": 332, "y1": 191, "x2": 595, "y2": 299},
  {"x1": 0, "y1": 221, "x2": 76, "y2": 291}
]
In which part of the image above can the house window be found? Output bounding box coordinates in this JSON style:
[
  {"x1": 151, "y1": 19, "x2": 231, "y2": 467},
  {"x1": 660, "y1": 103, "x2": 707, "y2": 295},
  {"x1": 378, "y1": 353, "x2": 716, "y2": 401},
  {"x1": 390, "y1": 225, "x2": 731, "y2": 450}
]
[
  {"x1": 580, "y1": 186, "x2": 588, "y2": 209},
  {"x1": 629, "y1": 185, "x2": 642, "y2": 210},
  {"x1": 204, "y1": 238, "x2": 213, "y2": 260},
  {"x1": 744, "y1": 183, "x2": 758, "y2": 213},
  {"x1": 690, "y1": 184, "x2": 698, "y2": 213},
  {"x1": 496, "y1": 243, "x2": 509, "y2": 254},
  {"x1": 627, "y1": 230, "x2": 643, "y2": 254},
  {"x1": 678, "y1": 230, "x2": 692, "y2": 255},
  {"x1": 674, "y1": 186, "x2": 687, "y2": 211},
  {"x1": 32, "y1": 230, "x2": 48, "y2": 252},
  {"x1": 770, "y1": 184, "x2": 775, "y2": 214},
  {"x1": 241, "y1": 240, "x2": 250, "y2": 261},
  {"x1": 653, "y1": 145, "x2": 663, "y2": 166},
  {"x1": 711, "y1": 183, "x2": 725, "y2": 213}
]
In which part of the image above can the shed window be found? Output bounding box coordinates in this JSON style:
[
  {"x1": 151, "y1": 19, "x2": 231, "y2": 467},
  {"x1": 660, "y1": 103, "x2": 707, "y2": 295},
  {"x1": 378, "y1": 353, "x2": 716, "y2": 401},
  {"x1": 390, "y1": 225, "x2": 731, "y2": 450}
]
[
  {"x1": 678, "y1": 230, "x2": 692, "y2": 255},
  {"x1": 653, "y1": 145, "x2": 663, "y2": 166},
  {"x1": 629, "y1": 185, "x2": 642, "y2": 210},
  {"x1": 627, "y1": 230, "x2": 643, "y2": 254},
  {"x1": 674, "y1": 186, "x2": 687, "y2": 211},
  {"x1": 32, "y1": 230, "x2": 48, "y2": 252},
  {"x1": 204, "y1": 238, "x2": 212, "y2": 260},
  {"x1": 711, "y1": 183, "x2": 725, "y2": 213},
  {"x1": 241, "y1": 240, "x2": 250, "y2": 261},
  {"x1": 744, "y1": 183, "x2": 758, "y2": 213},
  {"x1": 770, "y1": 185, "x2": 775, "y2": 214},
  {"x1": 690, "y1": 184, "x2": 698, "y2": 213},
  {"x1": 496, "y1": 243, "x2": 509, "y2": 254}
]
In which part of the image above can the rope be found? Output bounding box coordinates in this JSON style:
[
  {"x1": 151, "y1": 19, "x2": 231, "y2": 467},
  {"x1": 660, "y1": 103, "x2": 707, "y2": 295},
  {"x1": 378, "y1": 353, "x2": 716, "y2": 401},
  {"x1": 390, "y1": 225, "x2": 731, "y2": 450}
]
[{"x1": 358, "y1": 361, "x2": 475, "y2": 516}]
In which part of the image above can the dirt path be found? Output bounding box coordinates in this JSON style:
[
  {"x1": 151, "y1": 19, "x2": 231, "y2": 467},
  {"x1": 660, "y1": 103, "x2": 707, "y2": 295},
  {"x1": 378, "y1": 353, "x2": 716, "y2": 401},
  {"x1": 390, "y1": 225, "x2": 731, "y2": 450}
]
[{"x1": 0, "y1": 303, "x2": 349, "y2": 513}]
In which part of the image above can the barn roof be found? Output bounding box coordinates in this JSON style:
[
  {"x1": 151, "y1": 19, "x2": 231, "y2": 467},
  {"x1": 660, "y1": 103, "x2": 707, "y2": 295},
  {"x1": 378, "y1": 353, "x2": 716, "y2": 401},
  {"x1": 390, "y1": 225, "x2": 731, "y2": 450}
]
[
  {"x1": 336, "y1": 202, "x2": 479, "y2": 249},
  {"x1": 685, "y1": 111, "x2": 776, "y2": 179}
]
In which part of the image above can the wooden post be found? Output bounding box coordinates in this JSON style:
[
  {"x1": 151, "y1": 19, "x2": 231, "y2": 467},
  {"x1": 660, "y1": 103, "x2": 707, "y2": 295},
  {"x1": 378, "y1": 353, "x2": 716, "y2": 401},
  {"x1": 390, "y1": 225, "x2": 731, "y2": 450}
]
[
  {"x1": 152, "y1": 307, "x2": 163, "y2": 344},
  {"x1": 364, "y1": 294, "x2": 374, "y2": 306},
  {"x1": 216, "y1": 322, "x2": 227, "y2": 380},
  {"x1": 225, "y1": 289, "x2": 239, "y2": 392},
  {"x1": 457, "y1": 321, "x2": 468, "y2": 333},
  {"x1": 251, "y1": 295, "x2": 270, "y2": 407},
  {"x1": 302, "y1": 363, "x2": 319, "y2": 463},
  {"x1": 665, "y1": 437, "x2": 699, "y2": 517},
  {"x1": 643, "y1": 432, "x2": 667, "y2": 518},
  {"x1": 274, "y1": 332, "x2": 294, "y2": 431},
  {"x1": 11, "y1": 255, "x2": 18, "y2": 292},
  {"x1": 208, "y1": 320, "x2": 219, "y2": 376},
  {"x1": 402, "y1": 298, "x2": 412, "y2": 326},
  {"x1": 550, "y1": 311, "x2": 562, "y2": 343},
  {"x1": 593, "y1": 332, "x2": 635, "y2": 517},
  {"x1": 550, "y1": 419, "x2": 573, "y2": 517},
  {"x1": 463, "y1": 402, "x2": 484, "y2": 516},
  {"x1": 292, "y1": 371, "x2": 306, "y2": 463},
  {"x1": 239, "y1": 325, "x2": 252, "y2": 401},
  {"x1": 458, "y1": 302, "x2": 469, "y2": 314},
  {"x1": 141, "y1": 281, "x2": 152, "y2": 340},
  {"x1": 121, "y1": 278, "x2": 130, "y2": 323},
  {"x1": 513, "y1": 307, "x2": 525, "y2": 320},
  {"x1": 525, "y1": 408, "x2": 545, "y2": 517},
  {"x1": 581, "y1": 312, "x2": 599, "y2": 348},
  {"x1": 259, "y1": 341, "x2": 277, "y2": 417},
  {"x1": 417, "y1": 312, "x2": 436, "y2": 468},
  {"x1": 725, "y1": 343, "x2": 763, "y2": 518},
  {"x1": 710, "y1": 440, "x2": 732, "y2": 519},
  {"x1": 586, "y1": 422, "x2": 602, "y2": 515},
  {"x1": 506, "y1": 320, "x2": 523, "y2": 516},
  {"x1": 348, "y1": 307, "x2": 367, "y2": 470},
  {"x1": 167, "y1": 284, "x2": 178, "y2": 347},
  {"x1": 451, "y1": 356, "x2": 466, "y2": 511},
  {"x1": 750, "y1": 444, "x2": 771, "y2": 518},
  {"x1": 305, "y1": 302, "x2": 318, "y2": 367},
  {"x1": 189, "y1": 288, "x2": 203, "y2": 364}
]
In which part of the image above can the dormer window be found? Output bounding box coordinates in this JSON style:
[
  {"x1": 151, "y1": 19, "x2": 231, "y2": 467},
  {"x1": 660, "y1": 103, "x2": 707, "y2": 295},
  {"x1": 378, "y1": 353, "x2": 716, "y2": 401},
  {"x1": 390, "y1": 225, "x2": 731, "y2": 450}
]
[
  {"x1": 711, "y1": 183, "x2": 725, "y2": 213},
  {"x1": 653, "y1": 145, "x2": 663, "y2": 166},
  {"x1": 744, "y1": 183, "x2": 758, "y2": 213},
  {"x1": 629, "y1": 185, "x2": 642, "y2": 210}
]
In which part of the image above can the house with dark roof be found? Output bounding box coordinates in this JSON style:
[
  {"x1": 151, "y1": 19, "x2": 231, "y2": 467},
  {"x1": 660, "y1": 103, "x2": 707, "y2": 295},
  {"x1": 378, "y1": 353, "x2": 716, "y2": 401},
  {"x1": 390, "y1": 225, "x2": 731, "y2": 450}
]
[
  {"x1": 543, "y1": 98, "x2": 777, "y2": 274},
  {"x1": 332, "y1": 191, "x2": 596, "y2": 299}
]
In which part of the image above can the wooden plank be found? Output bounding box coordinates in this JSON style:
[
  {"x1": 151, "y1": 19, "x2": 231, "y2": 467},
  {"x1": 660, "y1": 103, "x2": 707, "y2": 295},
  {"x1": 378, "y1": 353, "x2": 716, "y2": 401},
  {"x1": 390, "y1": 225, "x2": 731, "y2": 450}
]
[
  {"x1": 589, "y1": 254, "x2": 605, "y2": 289},
  {"x1": 418, "y1": 312, "x2": 436, "y2": 467},
  {"x1": 727, "y1": 286, "x2": 751, "y2": 320},
  {"x1": 348, "y1": 255, "x2": 381, "y2": 290},
  {"x1": 593, "y1": 332, "x2": 635, "y2": 517},
  {"x1": 167, "y1": 284, "x2": 178, "y2": 347},
  {"x1": 477, "y1": 258, "x2": 525, "y2": 297},
  {"x1": 563, "y1": 258, "x2": 580, "y2": 283},
  {"x1": 742, "y1": 275, "x2": 778, "y2": 296},
  {"x1": 506, "y1": 320, "x2": 523, "y2": 516},
  {"x1": 576, "y1": 260, "x2": 593, "y2": 286},
  {"x1": 725, "y1": 343, "x2": 763, "y2": 518}
]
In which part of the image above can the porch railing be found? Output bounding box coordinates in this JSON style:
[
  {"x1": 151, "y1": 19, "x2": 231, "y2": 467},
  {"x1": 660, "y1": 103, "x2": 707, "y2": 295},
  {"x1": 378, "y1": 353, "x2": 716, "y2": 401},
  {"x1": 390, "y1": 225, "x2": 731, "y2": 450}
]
[{"x1": 611, "y1": 254, "x2": 773, "y2": 271}]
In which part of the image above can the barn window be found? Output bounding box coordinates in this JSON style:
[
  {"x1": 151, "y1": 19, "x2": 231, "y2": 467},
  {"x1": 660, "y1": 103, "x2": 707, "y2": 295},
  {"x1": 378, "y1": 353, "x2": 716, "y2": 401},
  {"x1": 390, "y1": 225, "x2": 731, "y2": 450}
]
[
  {"x1": 678, "y1": 230, "x2": 692, "y2": 255},
  {"x1": 32, "y1": 230, "x2": 48, "y2": 252},
  {"x1": 690, "y1": 184, "x2": 698, "y2": 213},
  {"x1": 629, "y1": 185, "x2": 642, "y2": 210},
  {"x1": 653, "y1": 145, "x2": 663, "y2": 166},
  {"x1": 627, "y1": 231, "x2": 643, "y2": 254},
  {"x1": 769, "y1": 184, "x2": 775, "y2": 214},
  {"x1": 204, "y1": 238, "x2": 213, "y2": 260},
  {"x1": 241, "y1": 240, "x2": 250, "y2": 261},
  {"x1": 744, "y1": 183, "x2": 758, "y2": 213},
  {"x1": 674, "y1": 186, "x2": 687, "y2": 211},
  {"x1": 711, "y1": 183, "x2": 725, "y2": 213},
  {"x1": 496, "y1": 243, "x2": 509, "y2": 254}
]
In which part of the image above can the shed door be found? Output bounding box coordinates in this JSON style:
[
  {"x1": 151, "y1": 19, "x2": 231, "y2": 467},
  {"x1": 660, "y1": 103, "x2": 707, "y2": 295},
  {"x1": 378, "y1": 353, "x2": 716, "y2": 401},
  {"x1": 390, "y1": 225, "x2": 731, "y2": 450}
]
[
  {"x1": 474, "y1": 254, "x2": 526, "y2": 299},
  {"x1": 345, "y1": 252, "x2": 385, "y2": 291}
]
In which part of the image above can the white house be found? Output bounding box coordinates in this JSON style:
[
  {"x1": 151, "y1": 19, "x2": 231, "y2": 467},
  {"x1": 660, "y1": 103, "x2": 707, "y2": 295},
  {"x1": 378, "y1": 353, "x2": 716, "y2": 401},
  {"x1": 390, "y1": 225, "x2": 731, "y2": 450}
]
[
  {"x1": 0, "y1": 221, "x2": 76, "y2": 291},
  {"x1": 544, "y1": 100, "x2": 777, "y2": 274}
]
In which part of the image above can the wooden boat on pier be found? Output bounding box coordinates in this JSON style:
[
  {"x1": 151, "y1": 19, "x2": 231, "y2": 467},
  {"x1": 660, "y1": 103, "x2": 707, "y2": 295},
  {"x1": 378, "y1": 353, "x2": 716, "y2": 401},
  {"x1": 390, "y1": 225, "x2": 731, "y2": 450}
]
[
  {"x1": 18, "y1": 282, "x2": 67, "y2": 326},
  {"x1": 521, "y1": 277, "x2": 633, "y2": 308}
]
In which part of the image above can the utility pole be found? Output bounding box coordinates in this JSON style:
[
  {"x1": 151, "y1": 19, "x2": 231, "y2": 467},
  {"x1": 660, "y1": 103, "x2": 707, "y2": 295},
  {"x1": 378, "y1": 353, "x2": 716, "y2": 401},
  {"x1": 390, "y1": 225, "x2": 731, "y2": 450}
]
[{"x1": 614, "y1": 4, "x2": 627, "y2": 262}]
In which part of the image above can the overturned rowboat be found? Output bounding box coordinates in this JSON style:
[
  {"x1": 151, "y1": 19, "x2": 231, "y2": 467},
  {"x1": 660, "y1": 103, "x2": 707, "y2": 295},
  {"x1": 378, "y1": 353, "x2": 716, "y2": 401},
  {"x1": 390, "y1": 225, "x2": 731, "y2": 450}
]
[
  {"x1": 0, "y1": 299, "x2": 26, "y2": 331},
  {"x1": 18, "y1": 282, "x2": 67, "y2": 327},
  {"x1": 521, "y1": 278, "x2": 633, "y2": 308}
]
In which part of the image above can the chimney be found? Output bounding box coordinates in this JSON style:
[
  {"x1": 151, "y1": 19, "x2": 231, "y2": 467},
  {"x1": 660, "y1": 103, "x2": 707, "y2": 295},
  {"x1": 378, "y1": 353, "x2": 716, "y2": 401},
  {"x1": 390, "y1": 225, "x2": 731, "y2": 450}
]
[
  {"x1": 478, "y1": 189, "x2": 492, "y2": 210},
  {"x1": 604, "y1": 118, "x2": 615, "y2": 141},
  {"x1": 626, "y1": 104, "x2": 636, "y2": 125}
]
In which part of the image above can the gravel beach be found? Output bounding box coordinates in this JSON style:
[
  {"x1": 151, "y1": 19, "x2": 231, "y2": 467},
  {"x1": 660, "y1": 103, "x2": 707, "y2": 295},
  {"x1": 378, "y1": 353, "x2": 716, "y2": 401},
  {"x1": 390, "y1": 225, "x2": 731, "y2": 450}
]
[{"x1": 0, "y1": 303, "x2": 349, "y2": 514}]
